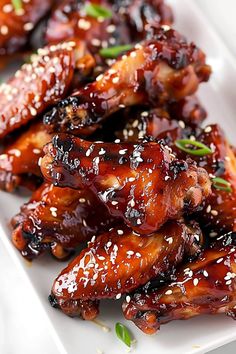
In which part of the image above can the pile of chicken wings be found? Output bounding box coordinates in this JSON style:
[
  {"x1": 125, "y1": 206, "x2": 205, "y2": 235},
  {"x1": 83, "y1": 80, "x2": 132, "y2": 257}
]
[{"x1": 0, "y1": 0, "x2": 236, "y2": 336}]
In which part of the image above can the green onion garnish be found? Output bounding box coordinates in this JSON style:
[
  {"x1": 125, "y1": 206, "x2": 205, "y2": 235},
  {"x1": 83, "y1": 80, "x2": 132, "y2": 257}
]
[
  {"x1": 84, "y1": 3, "x2": 112, "y2": 19},
  {"x1": 212, "y1": 177, "x2": 232, "y2": 193},
  {"x1": 12, "y1": 0, "x2": 22, "y2": 11},
  {"x1": 175, "y1": 139, "x2": 213, "y2": 156},
  {"x1": 99, "y1": 44, "x2": 133, "y2": 58},
  {"x1": 115, "y1": 322, "x2": 132, "y2": 348}
]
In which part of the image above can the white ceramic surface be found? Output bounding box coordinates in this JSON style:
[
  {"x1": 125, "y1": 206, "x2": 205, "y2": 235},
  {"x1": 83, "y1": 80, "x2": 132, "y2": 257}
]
[{"x1": 0, "y1": 1, "x2": 236, "y2": 353}]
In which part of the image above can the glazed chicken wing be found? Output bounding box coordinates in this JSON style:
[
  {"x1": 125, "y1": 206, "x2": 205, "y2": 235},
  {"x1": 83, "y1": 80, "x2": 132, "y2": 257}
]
[
  {"x1": 11, "y1": 182, "x2": 118, "y2": 260},
  {"x1": 49, "y1": 220, "x2": 203, "y2": 319},
  {"x1": 45, "y1": 0, "x2": 173, "y2": 55},
  {"x1": 41, "y1": 134, "x2": 211, "y2": 234},
  {"x1": 98, "y1": 95, "x2": 205, "y2": 143},
  {"x1": 0, "y1": 39, "x2": 94, "y2": 139},
  {"x1": 0, "y1": 121, "x2": 51, "y2": 192},
  {"x1": 193, "y1": 124, "x2": 236, "y2": 234},
  {"x1": 123, "y1": 232, "x2": 236, "y2": 334},
  {"x1": 0, "y1": 0, "x2": 53, "y2": 56},
  {"x1": 43, "y1": 27, "x2": 211, "y2": 136}
]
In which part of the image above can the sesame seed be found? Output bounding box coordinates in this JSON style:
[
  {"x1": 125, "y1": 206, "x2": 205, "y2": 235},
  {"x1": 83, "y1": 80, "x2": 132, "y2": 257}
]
[
  {"x1": 0, "y1": 25, "x2": 9, "y2": 35},
  {"x1": 129, "y1": 177, "x2": 135, "y2": 182},
  {"x1": 112, "y1": 77, "x2": 119, "y2": 84},
  {"x1": 127, "y1": 251, "x2": 134, "y2": 256},
  {"x1": 130, "y1": 199, "x2": 135, "y2": 207},
  {"x1": 211, "y1": 210, "x2": 218, "y2": 216},
  {"x1": 117, "y1": 230, "x2": 124, "y2": 235},
  {"x1": 193, "y1": 278, "x2": 199, "y2": 286},
  {"x1": 216, "y1": 257, "x2": 223, "y2": 264},
  {"x1": 91, "y1": 38, "x2": 101, "y2": 46},
  {"x1": 98, "y1": 148, "x2": 106, "y2": 155},
  {"x1": 209, "y1": 232, "x2": 218, "y2": 238},
  {"x1": 33, "y1": 149, "x2": 41, "y2": 154},
  {"x1": 106, "y1": 25, "x2": 116, "y2": 33},
  {"x1": 178, "y1": 120, "x2": 185, "y2": 129},
  {"x1": 3, "y1": 4, "x2": 13, "y2": 13},
  {"x1": 126, "y1": 295, "x2": 131, "y2": 303},
  {"x1": 111, "y1": 201, "x2": 118, "y2": 205},
  {"x1": 24, "y1": 22, "x2": 34, "y2": 31},
  {"x1": 78, "y1": 19, "x2": 91, "y2": 30},
  {"x1": 203, "y1": 270, "x2": 208, "y2": 277},
  {"x1": 204, "y1": 126, "x2": 212, "y2": 133},
  {"x1": 141, "y1": 111, "x2": 148, "y2": 117},
  {"x1": 136, "y1": 252, "x2": 141, "y2": 258},
  {"x1": 165, "y1": 290, "x2": 173, "y2": 295},
  {"x1": 119, "y1": 149, "x2": 127, "y2": 155},
  {"x1": 79, "y1": 198, "x2": 86, "y2": 203},
  {"x1": 116, "y1": 293, "x2": 122, "y2": 299},
  {"x1": 206, "y1": 205, "x2": 212, "y2": 213}
]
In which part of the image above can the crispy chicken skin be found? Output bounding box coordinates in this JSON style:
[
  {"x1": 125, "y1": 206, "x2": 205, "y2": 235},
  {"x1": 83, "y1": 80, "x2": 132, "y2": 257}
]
[
  {"x1": 43, "y1": 27, "x2": 211, "y2": 136},
  {"x1": 0, "y1": 0, "x2": 53, "y2": 56},
  {"x1": 41, "y1": 135, "x2": 211, "y2": 234},
  {"x1": 45, "y1": 0, "x2": 173, "y2": 53},
  {"x1": 11, "y1": 182, "x2": 118, "y2": 260},
  {"x1": 117, "y1": 119, "x2": 236, "y2": 234},
  {"x1": 49, "y1": 220, "x2": 203, "y2": 318},
  {"x1": 193, "y1": 124, "x2": 236, "y2": 234},
  {"x1": 0, "y1": 39, "x2": 94, "y2": 139},
  {"x1": 123, "y1": 233, "x2": 236, "y2": 334},
  {"x1": 0, "y1": 121, "x2": 51, "y2": 192}
]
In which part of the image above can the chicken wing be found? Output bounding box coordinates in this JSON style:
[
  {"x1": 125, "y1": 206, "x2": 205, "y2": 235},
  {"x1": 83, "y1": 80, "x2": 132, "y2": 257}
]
[
  {"x1": 0, "y1": 0, "x2": 53, "y2": 56},
  {"x1": 49, "y1": 220, "x2": 203, "y2": 318},
  {"x1": 45, "y1": 0, "x2": 173, "y2": 55},
  {"x1": 192, "y1": 124, "x2": 236, "y2": 234},
  {"x1": 123, "y1": 232, "x2": 236, "y2": 334},
  {"x1": 0, "y1": 121, "x2": 51, "y2": 192},
  {"x1": 11, "y1": 182, "x2": 118, "y2": 260},
  {"x1": 43, "y1": 27, "x2": 211, "y2": 136},
  {"x1": 41, "y1": 134, "x2": 211, "y2": 234},
  {"x1": 0, "y1": 39, "x2": 94, "y2": 139}
]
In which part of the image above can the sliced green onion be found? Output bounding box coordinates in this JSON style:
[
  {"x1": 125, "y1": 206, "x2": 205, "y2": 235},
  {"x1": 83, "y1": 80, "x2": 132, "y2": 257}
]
[
  {"x1": 212, "y1": 177, "x2": 232, "y2": 193},
  {"x1": 12, "y1": 0, "x2": 22, "y2": 11},
  {"x1": 84, "y1": 3, "x2": 112, "y2": 19},
  {"x1": 115, "y1": 322, "x2": 132, "y2": 348},
  {"x1": 175, "y1": 139, "x2": 212, "y2": 156},
  {"x1": 99, "y1": 44, "x2": 133, "y2": 58}
]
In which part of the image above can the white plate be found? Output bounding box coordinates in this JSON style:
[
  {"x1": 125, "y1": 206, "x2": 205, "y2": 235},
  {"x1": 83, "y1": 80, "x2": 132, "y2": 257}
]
[{"x1": 1, "y1": 0, "x2": 236, "y2": 353}]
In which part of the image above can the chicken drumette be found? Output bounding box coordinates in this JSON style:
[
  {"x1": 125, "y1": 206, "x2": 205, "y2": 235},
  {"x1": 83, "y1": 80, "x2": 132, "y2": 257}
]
[
  {"x1": 41, "y1": 135, "x2": 211, "y2": 234},
  {"x1": 11, "y1": 182, "x2": 118, "y2": 260},
  {"x1": 123, "y1": 232, "x2": 236, "y2": 334},
  {"x1": 45, "y1": 0, "x2": 173, "y2": 55},
  {"x1": 0, "y1": 39, "x2": 94, "y2": 139},
  {"x1": 0, "y1": 121, "x2": 51, "y2": 192},
  {"x1": 49, "y1": 220, "x2": 203, "y2": 319},
  {"x1": 43, "y1": 27, "x2": 211, "y2": 136}
]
